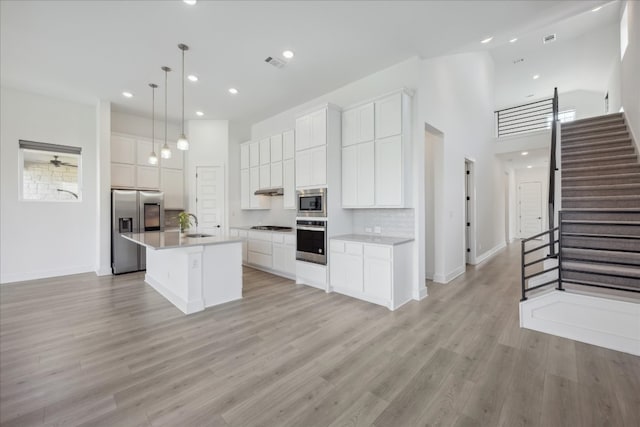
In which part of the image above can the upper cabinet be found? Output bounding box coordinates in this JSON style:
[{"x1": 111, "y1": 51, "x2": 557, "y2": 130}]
[
  {"x1": 283, "y1": 130, "x2": 295, "y2": 160},
  {"x1": 295, "y1": 105, "x2": 340, "y2": 190},
  {"x1": 342, "y1": 102, "x2": 374, "y2": 147},
  {"x1": 259, "y1": 138, "x2": 270, "y2": 165},
  {"x1": 249, "y1": 142, "x2": 260, "y2": 168},
  {"x1": 270, "y1": 134, "x2": 283, "y2": 163},
  {"x1": 240, "y1": 143, "x2": 250, "y2": 170},
  {"x1": 375, "y1": 92, "x2": 402, "y2": 139},
  {"x1": 341, "y1": 90, "x2": 412, "y2": 209},
  {"x1": 110, "y1": 132, "x2": 185, "y2": 208}
]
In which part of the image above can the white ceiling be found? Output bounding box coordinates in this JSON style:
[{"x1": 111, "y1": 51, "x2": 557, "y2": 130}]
[
  {"x1": 492, "y1": 1, "x2": 620, "y2": 108},
  {"x1": 497, "y1": 148, "x2": 549, "y2": 171},
  {"x1": 0, "y1": 0, "x2": 612, "y2": 128}
]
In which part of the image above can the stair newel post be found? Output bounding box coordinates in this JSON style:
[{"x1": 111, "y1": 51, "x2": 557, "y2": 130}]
[
  {"x1": 557, "y1": 211, "x2": 564, "y2": 292},
  {"x1": 521, "y1": 239, "x2": 527, "y2": 301},
  {"x1": 548, "y1": 87, "x2": 559, "y2": 257}
]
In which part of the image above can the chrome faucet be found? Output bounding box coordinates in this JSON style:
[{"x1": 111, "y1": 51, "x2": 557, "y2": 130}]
[{"x1": 188, "y1": 213, "x2": 199, "y2": 228}]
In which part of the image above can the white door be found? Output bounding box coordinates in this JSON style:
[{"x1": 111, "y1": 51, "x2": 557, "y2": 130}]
[
  {"x1": 310, "y1": 146, "x2": 327, "y2": 187},
  {"x1": 519, "y1": 181, "x2": 542, "y2": 238},
  {"x1": 375, "y1": 135, "x2": 402, "y2": 206},
  {"x1": 259, "y1": 139, "x2": 270, "y2": 165},
  {"x1": 363, "y1": 258, "x2": 391, "y2": 301},
  {"x1": 259, "y1": 164, "x2": 270, "y2": 189},
  {"x1": 270, "y1": 134, "x2": 283, "y2": 162},
  {"x1": 295, "y1": 115, "x2": 312, "y2": 151},
  {"x1": 310, "y1": 109, "x2": 327, "y2": 148},
  {"x1": 296, "y1": 150, "x2": 312, "y2": 188},
  {"x1": 375, "y1": 93, "x2": 402, "y2": 139},
  {"x1": 196, "y1": 166, "x2": 225, "y2": 236}
]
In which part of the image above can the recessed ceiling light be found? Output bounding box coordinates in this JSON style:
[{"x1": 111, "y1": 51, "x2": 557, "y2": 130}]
[
  {"x1": 282, "y1": 50, "x2": 294, "y2": 59},
  {"x1": 122, "y1": 91, "x2": 133, "y2": 98},
  {"x1": 196, "y1": 111, "x2": 204, "y2": 117},
  {"x1": 509, "y1": 38, "x2": 518, "y2": 43},
  {"x1": 183, "y1": 0, "x2": 197, "y2": 5},
  {"x1": 187, "y1": 74, "x2": 198, "y2": 82},
  {"x1": 228, "y1": 88, "x2": 238, "y2": 95},
  {"x1": 481, "y1": 36, "x2": 493, "y2": 44},
  {"x1": 521, "y1": 151, "x2": 529, "y2": 156},
  {"x1": 592, "y1": 6, "x2": 602, "y2": 12},
  {"x1": 527, "y1": 165, "x2": 533, "y2": 169},
  {"x1": 533, "y1": 74, "x2": 540, "y2": 80}
]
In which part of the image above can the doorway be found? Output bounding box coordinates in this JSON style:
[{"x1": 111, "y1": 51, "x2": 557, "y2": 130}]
[
  {"x1": 464, "y1": 159, "x2": 476, "y2": 264},
  {"x1": 518, "y1": 181, "x2": 542, "y2": 238},
  {"x1": 196, "y1": 166, "x2": 225, "y2": 236}
]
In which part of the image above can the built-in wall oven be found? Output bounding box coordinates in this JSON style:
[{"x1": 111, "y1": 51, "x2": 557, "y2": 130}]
[
  {"x1": 297, "y1": 188, "x2": 327, "y2": 217},
  {"x1": 296, "y1": 219, "x2": 327, "y2": 265}
]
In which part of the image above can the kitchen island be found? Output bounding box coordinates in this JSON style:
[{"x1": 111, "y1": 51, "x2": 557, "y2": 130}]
[{"x1": 122, "y1": 231, "x2": 243, "y2": 314}]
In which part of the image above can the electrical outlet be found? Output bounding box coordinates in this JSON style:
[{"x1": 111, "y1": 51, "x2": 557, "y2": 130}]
[
  {"x1": 374, "y1": 226, "x2": 382, "y2": 234},
  {"x1": 365, "y1": 227, "x2": 373, "y2": 233}
]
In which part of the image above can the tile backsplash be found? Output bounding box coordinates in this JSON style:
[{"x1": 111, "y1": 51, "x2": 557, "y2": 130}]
[{"x1": 352, "y1": 209, "x2": 414, "y2": 238}]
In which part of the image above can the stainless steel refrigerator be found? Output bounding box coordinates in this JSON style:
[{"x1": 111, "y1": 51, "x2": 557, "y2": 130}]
[{"x1": 111, "y1": 190, "x2": 164, "y2": 274}]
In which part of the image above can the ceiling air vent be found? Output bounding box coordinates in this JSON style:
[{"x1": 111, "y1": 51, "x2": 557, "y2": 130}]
[
  {"x1": 543, "y1": 34, "x2": 557, "y2": 44},
  {"x1": 265, "y1": 56, "x2": 286, "y2": 69}
]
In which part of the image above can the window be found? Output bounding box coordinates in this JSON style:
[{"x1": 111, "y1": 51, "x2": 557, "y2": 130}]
[
  {"x1": 621, "y1": 3, "x2": 629, "y2": 60},
  {"x1": 546, "y1": 109, "x2": 576, "y2": 128},
  {"x1": 19, "y1": 140, "x2": 82, "y2": 201}
]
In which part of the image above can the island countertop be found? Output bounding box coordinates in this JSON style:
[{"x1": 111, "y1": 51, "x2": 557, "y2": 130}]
[
  {"x1": 122, "y1": 231, "x2": 243, "y2": 250},
  {"x1": 330, "y1": 234, "x2": 414, "y2": 246}
]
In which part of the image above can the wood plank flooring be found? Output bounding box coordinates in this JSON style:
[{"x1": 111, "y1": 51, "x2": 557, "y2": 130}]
[{"x1": 1, "y1": 243, "x2": 639, "y2": 426}]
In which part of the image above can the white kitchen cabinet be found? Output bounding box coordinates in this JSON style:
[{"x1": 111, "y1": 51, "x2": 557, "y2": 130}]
[
  {"x1": 240, "y1": 143, "x2": 250, "y2": 170},
  {"x1": 273, "y1": 243, "x2": 296, "y2": 277},
  {"x1": 271, "y1": 161, "x2": 283, "y2": 188},
  {"x1": 283, "y1": 159, "x2": 296, "y2": 209},
  {"x1": 111, "y1": 163, "x2": 135, "y2": 188},
  {"x1": 111, "y1": 135, "x2": 136, "y2": 164},
  {"x1": 229, "y1": 229, "x2": 248, "y2": 263},
  {"x1": 249, "y1": 167, "x2": 260, "y2": 207},
  {"x1": 136, "y1": 139, "x2": 156, "y2": 166},
  {"x1": 329, "y1": 241, "x2": 363, "y2": 293},
  {"x1": 240, "y1": 169, "x2": 250, "y2": 209},
  {"x1": 160, "y1": 141, "x2": 184, "y2": 170},
  {"x1": 295, "y1": 115, "x2": 312, "y2": 151},
  {"x1": 136, "y1": 165, "x2": 160, "y2": 189},
  {"x1": 375, "y1": 92, "x2": 402, "y2": 139},
  {"x1": 161, "y1": 168, "x2": 184, "y2": 209},
  {"x1": 329, "y1": 238, "x2": 413, "y2": 310},
  {"x1": 259, "y1": 164, "x2": 270, "y2": 189},
  {"x1": 283, "y1": 130, "x2": 295, "y2": 160},
  {"x1": 375, "y1": 135, "x2": 402, "y2": 207},
  {"x1": 270, "y1": 134, "x2": 283, "y2": 162},
  {"x1": 310, "y1": 109, "x2": 327, "y2": 149},
  {"x1": 296, "y1": 145, "x2": 326, "y2": 189},
  {"x1": 342, "y1": 102, "x2": 374, "y2": 147},
  {"x1": 259, "y1": 138, "x2": 270, "y2": 165},
  {"x1": 238, "y1": 229, "x2": 296, "y2": 277},
  {"x1": 249, "y1": 142, "x2": 260, "y2": 168},
  {"x1": 342, "y1": 141, "x2": 374, "y2": 207}
]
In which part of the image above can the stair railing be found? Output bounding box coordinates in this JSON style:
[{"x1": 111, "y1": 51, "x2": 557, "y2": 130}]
[{"x1": 548, "y1": 87, "x2": 559, "y2": 257}]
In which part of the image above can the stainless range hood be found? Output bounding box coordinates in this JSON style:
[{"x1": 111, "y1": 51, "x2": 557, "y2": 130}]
[{"x1": 254, "y1": 187, "x2": 284, "y2": 196}]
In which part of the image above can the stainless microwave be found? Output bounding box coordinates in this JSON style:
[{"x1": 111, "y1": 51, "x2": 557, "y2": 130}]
[{"x1": 297, "y1": 188, "x2": 327, "y2": 217}]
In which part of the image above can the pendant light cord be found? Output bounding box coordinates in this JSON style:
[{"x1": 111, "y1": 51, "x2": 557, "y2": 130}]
[
  {"x1": 165, "y1": 68, "x2": 168, "y2": 146},
  {"x1": 181, "y1": 47, "x2": 185, "y2": 135},
  {"x1": 151, "y1": 86, "x2": 155, "y2": 143}
]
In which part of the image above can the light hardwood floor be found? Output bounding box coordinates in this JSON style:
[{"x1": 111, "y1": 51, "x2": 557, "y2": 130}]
[{"x1": 1, "y1": 243, "x2": 639, "y2": 426}]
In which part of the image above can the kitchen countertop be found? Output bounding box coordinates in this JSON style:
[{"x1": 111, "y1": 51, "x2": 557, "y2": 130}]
[
  {"x1": 331, "y1": 234, "x2": 414, "y2": 246},
  {"x1": 231, "y1": 226, "x2": 296, "y2": 234},
  {"x1": 122, "y1": 231, "x2": 243, "y2": 250}
]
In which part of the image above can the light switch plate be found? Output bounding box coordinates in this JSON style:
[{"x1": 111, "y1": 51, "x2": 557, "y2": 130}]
[
  {"x1": 365, "y1": 227, "x2": 372, "y2": 233},
  {"x1": 374, "y1": 226, "x2": 382, "y2": 234}
]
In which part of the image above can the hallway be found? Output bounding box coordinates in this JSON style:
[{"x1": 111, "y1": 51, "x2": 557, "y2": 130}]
[{"x1": 1, "y1": 243, "x2": 638, "y2": 426}]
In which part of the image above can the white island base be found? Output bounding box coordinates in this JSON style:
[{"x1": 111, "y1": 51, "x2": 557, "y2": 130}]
[
  {"x1": 123, "y1": 232, "x2": 243, "y2": 315},
  {"x1": 146, "y1": 243, "x2": 242, "y2": 314}
]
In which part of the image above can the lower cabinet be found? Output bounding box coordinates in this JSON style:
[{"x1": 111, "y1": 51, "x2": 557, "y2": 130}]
[
  {"x1": 231, "y1": 229, "x2": 296, "y2": 278},
  {"x1": 329, "y1": 239, "x2": 413, "y2": 310}
]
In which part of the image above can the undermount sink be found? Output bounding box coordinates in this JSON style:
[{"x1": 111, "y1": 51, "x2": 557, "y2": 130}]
[{"x1": 185, "y1": 233, "x2": 212, "y2": 238}]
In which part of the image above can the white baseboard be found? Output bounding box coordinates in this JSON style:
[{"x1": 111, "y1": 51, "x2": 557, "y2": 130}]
[
  {"x1": 414, "y1": 286, "x2": 429, "y2": 301},
  {"x1": 1, "y1": 265, "x2": 95, "y2": 285},
  {"x1": 94, "y1": 267, "x2": 112, "y2": 277},
  {"x1": 433, "y1": 265, "x2": 466, "y2": 284},
  {"x1": 472, "y1": 241, "x2": 507, "y2": 265},
  {"x1": 145, "y1": 274, "x2": 204, "y2": 315},
  {"x1": 520, "y1": 290, "x2": 640, "y2": 356}
]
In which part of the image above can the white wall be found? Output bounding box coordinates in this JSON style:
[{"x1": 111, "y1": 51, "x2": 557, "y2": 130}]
[
  {"x1": 559, "y1": 90, "x2": 605, "y2": 120},
  {"x1": 111, "y1": 110, "x2": 180, "y2": 142},
  {"x1": 186, "y1": 120, "x2": 230, "y2": 232},
  {"x1": 1, "y1": 87, "x2": 97, "y2": 283},
  {"x1": 417, "y1": 51, "x2": 504, "y2": 283},
  {"x1": 620, "y1": 0, "x2": 640, "y2": 145}
]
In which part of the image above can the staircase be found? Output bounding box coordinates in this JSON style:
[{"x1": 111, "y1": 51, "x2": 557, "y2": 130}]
[{"x1": 560, "y1": 112, "x2": 640, "y2": 293}]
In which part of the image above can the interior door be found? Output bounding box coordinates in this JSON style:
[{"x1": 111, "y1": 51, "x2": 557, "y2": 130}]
[
  {"x1": 196, "y1": 166, "x2": 225, "y2": 236},
  {"x1": 519, "y1": 181, "x2": 542, "y2": 238}
]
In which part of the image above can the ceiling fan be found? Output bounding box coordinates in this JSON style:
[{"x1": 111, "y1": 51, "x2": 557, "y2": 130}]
[{"x1": 50, "y1": 155, "x2": 77, "y2": 168}]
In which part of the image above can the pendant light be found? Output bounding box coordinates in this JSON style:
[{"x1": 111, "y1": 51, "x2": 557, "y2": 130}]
[
  {"x1": 147, "y1": 83, "x2": 159, "y2": 165},
  {"x1": 160, "y1": 66, "x2": 172, "y2": 159},
  {"x1": 176, "y1": 43, "x2": 190, "y2": 151}
]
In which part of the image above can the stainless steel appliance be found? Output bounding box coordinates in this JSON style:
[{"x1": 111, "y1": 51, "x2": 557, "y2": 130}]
[
  {"x1": 297, "y1": 188, "x2": 327, "y2": 218},
  {"x1": 296, "y1": 219, "x2": 327, "y2": 265},
  {"x1": 251, "y1": 225, "x2": 293, "y2": 231},
  {"x1": 111, "y1": 189, "x2": 164, "y2": 274}
]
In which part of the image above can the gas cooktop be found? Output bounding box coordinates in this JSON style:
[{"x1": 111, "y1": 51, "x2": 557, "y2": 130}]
[{"x1": 250, "y1": 225, "x2": 293, "y2": 231}]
